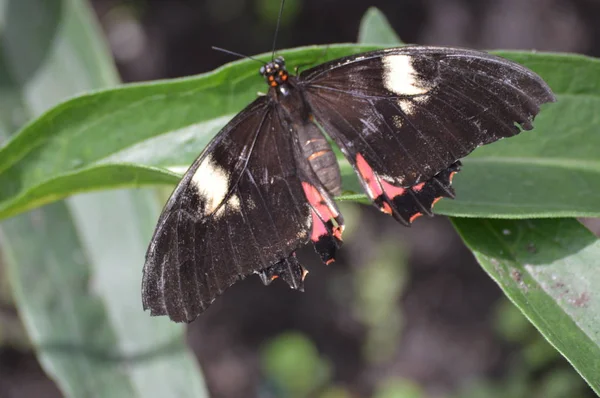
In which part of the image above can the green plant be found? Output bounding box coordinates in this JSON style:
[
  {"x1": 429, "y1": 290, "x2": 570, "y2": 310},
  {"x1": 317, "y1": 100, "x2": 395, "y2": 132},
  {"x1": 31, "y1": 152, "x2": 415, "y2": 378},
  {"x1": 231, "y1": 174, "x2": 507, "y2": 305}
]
[
  {"x1": 0, "y1": 1, "x2": 206, "y2": 397},
  {"x1": 0, "y1": 3, "x2": 599, "y2": 397}
]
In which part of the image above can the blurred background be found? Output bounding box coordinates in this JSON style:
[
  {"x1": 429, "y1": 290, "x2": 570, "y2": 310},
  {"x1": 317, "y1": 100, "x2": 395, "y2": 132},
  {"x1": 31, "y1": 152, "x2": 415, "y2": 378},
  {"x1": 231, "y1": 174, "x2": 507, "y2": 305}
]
[{"x1": 1, "y1": 0, "x2": 600, "y2": 397}]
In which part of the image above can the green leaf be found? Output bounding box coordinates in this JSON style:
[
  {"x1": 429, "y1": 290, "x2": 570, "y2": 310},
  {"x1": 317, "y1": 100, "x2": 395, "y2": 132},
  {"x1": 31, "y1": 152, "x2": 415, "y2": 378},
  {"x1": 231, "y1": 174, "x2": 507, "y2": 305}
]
[
  {"x1": 436, "y1": 51, "x2": 600, "y2": 218},
  {"x1": 360, "y1": 8, "x2": 600, "y2": 395},
  {"x1": 357, "y1": 7, "x2": 404, "y2": 46},
  {"x1": 0, "y1": 45, "x2": 599, "y2": 220},
  {"x1": 453, "y1": 218, "x2": 600, "y2": 394},
  {"x1": 0, "y1": 43, "x2": 375, "y2": 220},
  {"x1": 0, "y1": 0, "x2": 207, "y2": 397}
]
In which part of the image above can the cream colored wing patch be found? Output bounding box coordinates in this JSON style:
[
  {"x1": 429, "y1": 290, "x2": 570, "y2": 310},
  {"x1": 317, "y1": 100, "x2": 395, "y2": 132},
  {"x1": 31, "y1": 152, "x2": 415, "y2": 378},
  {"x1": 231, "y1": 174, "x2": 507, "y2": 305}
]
[
  {"x1": 383, "y1": 54, "x2": 432, "y2": 96},
  {"x1": 190, "y1": 155, "x2": 231, "y2": 216}
]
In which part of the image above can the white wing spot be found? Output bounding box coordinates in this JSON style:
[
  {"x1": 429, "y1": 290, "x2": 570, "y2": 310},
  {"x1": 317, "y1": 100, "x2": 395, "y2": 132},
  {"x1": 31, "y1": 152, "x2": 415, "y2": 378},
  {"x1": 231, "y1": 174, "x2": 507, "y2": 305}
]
[
  {"x1": 191, "y1": 156, "x2": 230, "y2": 216},
  {"x1": 228, "y1": 194, "x2": 241, "y2": 211},
  {"x1": 397, "y1": 99, "x2": 415, "y2": 116},
  {"x1": 392, "y1": 115, "x2": 404, "y2": 129},
  {"x1": 396, "y1": 95, "x2": 430, "y2": 117},
  {"x1": 383, "y1": 54, "x2": 431, "y2": 96},
  {"x1": 215, "y1": 194, "x2": 241, "y2": 218}
]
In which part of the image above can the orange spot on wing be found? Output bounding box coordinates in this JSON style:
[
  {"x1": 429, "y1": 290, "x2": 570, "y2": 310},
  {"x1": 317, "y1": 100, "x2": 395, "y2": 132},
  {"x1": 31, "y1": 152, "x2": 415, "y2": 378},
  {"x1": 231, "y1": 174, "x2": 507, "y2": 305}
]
[
  {"x1": 432, "y1": 197, "x2": 442, "y2": 207},
  {"x1": 382, "y1": 202, "x2": 393, "y2": 215},
  {"x1": 333, "y1": 226, "x2": 343, "y2": 241},
  {"x1": 270, "y1": 81, "x2": 278, "y2": 87},
  {"x1": 301, "y1": 268, "x2": 309, "y2": 281},
  {"x1": 449, "y1": 172, "x2": 457, "y2": 183},
  {"x1": 409, "y1": 213, "x2": 423, "y2": 223},
  {"x1": 271, "y1": 275, "x2": 279, "y2": 281},
  {"x1": 326, "y1": 258, "x2": 335, "y2": 265}
]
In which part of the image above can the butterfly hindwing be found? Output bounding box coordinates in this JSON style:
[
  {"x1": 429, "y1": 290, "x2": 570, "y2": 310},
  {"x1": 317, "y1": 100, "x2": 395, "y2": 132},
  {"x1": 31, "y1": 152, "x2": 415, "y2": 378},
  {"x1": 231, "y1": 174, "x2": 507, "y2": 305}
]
[{"x1": 291, "y1": 122, "x2": 345, "y2": 265}]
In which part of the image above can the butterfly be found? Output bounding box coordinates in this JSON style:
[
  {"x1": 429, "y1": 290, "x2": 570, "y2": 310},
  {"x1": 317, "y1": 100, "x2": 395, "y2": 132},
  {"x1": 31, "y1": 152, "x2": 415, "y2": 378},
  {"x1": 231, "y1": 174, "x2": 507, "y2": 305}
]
[{"x1": 142, "y1": 46, "x2": 555, "y2": 322}]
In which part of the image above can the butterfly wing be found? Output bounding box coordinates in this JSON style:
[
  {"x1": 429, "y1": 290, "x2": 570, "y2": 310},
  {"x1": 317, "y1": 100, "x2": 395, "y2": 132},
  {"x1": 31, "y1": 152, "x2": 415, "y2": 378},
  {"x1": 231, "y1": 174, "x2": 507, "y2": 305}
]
[
  {"x1": 300, "y1": 47, "x2": 555, "y2": 224},
  {"x1": 143, "y1": 97, "x2": 314, "y2": 322}
]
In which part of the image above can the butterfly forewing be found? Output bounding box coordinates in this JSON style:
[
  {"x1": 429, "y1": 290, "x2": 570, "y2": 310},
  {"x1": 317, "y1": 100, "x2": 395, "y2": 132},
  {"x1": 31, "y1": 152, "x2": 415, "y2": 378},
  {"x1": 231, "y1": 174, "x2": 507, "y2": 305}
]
[
  {"x1": 143, "y1": 97, "x2": 314, "y2": 322},
  {"x1": 301, "y1": 47, "x2": 556, "y2": 187}
]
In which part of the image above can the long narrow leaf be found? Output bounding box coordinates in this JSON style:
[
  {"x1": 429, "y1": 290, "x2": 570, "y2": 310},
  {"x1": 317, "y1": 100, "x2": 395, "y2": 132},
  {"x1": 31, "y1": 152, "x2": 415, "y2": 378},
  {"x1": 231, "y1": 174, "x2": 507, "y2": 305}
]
[
  {"x1": 0, "y1": 43, "x2": 598, "y2": 219},
  {"x1": 0, "y1": 0, "x2": 207, "y2": 396},
  {"x1": 453, "y1": 218, "x2": 600, "y2": 394}
]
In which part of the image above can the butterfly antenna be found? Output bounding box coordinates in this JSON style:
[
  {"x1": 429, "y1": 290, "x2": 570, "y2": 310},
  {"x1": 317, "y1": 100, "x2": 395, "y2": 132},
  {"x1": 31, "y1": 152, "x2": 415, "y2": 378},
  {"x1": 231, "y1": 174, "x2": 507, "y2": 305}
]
[
  {"x1": 212, "y1": 46, "x2": 266, "y2": 65},
  {"x1": 271, "y1": 0, "x2": 286, "y2": 60}
]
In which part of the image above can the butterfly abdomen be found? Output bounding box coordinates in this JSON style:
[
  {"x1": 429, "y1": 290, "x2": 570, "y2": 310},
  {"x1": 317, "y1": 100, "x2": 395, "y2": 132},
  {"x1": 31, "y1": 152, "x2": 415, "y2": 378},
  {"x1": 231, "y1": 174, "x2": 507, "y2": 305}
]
[{"x1": 298, "y1": 122, "x2": 342, "y2": 196}]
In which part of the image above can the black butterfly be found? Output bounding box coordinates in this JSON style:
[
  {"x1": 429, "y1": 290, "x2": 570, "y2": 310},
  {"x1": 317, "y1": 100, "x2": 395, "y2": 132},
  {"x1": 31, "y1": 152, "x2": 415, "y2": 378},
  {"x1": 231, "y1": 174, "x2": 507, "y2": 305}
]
[{"x1": 142, "y1": 46, "x2": 555, "y2": 322}]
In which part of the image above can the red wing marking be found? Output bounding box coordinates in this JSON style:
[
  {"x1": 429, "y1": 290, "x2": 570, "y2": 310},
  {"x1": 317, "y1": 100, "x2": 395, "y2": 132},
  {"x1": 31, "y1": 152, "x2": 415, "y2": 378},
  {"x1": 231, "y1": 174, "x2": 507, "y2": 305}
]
[
  {"x1": 301, "y1": 182, "x2": 339, "y2": 219},
  {"x1": 355, "y1": 153, "x2": 384, "y2": 198},
  {"x1": 301, "y1": 181, "x2": 344, "y2": 265},
  {"x1": 309, "y1": 211, "x2": 328, "y2": 241},
  {"x1": 380, "y1": 178, "x2": 406, "y2": 198},
  {"x1": 356, "y1": 153, "x2": 407, "y2": 201},
  {"x1": 354, "y1": 154, "x2": 461, "y2": 226},
  {"x1": 382, "y1": 202, "x2": 393, "y2": 215},
  {"x1": 412, "y1": 182, "x2": 425, "y2": 192}
]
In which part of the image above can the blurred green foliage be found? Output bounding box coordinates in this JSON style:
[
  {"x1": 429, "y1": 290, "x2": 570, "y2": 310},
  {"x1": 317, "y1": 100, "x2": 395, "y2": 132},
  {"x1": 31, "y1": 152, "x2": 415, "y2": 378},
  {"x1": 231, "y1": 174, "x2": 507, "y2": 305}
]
[
  {"x1": 256, "y1": 0, "x2": 301, "y2": 26},
  {"x1": 373, "y1": 379, "x2": 424, "y2": 398},
  {"x1": 261, "y1": 332, "x2": 331, "y2": 397},
  {"x1": 0, "y1": 1, "x2": 597, "y2": 397},
  {"x1": 354, "y1": 242, "x2": 407, "y2": 363}
]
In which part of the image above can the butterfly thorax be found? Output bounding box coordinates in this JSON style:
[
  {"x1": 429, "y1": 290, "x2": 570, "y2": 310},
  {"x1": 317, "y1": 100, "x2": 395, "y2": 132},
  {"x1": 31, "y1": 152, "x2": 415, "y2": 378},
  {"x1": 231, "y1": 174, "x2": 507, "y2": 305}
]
[{"x1": 262, "y1": 57, "x2": 342, "y2": 196}]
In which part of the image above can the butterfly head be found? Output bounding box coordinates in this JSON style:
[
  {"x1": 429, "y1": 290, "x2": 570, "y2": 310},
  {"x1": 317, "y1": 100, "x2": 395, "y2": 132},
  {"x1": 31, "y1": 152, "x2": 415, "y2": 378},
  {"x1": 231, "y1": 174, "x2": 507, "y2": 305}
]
[{"x1": 260, "y1": 56, "x2": 288, "y2": 87}]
